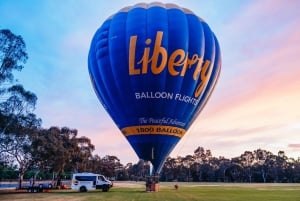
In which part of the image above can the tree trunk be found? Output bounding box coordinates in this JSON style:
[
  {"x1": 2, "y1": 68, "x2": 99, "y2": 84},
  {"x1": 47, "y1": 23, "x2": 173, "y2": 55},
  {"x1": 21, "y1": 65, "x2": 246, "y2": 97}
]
[
  {"x1": 18, "y1": 172, "x2": 24, "y2": 189},
  {"x1": 261, "y1": 169, "x2": 266, "y2": 183},
  {"x1": 56, "y1": 171, "x2": 62, "y2": 188}
]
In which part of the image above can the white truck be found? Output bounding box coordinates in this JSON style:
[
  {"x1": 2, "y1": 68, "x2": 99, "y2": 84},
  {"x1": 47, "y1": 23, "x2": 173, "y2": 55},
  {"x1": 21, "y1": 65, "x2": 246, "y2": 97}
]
[{"x1": 71, "y1": 172, "x2": 113, "y2": 192}]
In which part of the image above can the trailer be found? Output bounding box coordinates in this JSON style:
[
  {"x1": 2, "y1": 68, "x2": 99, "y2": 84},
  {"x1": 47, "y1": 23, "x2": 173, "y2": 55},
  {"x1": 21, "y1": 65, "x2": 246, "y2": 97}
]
[{"x1": 18, "y1": 183, "x2": 53, "y2": 193}]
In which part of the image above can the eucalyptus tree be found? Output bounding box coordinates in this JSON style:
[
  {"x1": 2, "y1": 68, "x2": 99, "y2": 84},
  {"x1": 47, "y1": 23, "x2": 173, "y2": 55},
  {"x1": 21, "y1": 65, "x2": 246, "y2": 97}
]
[
  {"x1": 0, "y1": 29, "x2": 41, "y2": 188},
  {"x1": 0, "y1": 29, "x2": 27, "y2": 85},
  {"x1": 0, "y1": 85, "x2": 41, "y2": 188},
  {"x1": 31, "y1": 127, "x2": 96, "y2": 186},
  {"x1": 31, "y1": 127, "x2": 78, "y2": 186}
]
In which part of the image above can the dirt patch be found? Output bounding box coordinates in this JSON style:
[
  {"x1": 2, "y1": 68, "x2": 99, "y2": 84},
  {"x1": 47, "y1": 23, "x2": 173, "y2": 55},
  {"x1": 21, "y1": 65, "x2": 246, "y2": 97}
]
[{"x1": 0, "y1": 189, "x2": 28, "y2": 194}]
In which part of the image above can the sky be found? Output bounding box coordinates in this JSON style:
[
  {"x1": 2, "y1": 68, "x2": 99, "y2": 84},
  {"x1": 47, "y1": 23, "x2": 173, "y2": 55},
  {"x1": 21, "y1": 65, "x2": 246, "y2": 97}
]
[{"x1": 1, "y1": 0, "x2": 300, "y2": 164}]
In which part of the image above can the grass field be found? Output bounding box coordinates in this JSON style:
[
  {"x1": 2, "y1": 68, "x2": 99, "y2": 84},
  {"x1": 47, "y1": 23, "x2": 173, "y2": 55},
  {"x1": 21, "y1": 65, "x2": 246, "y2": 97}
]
[{"x1": 0, "y1": 182, "x2": 300, "y2": 201}]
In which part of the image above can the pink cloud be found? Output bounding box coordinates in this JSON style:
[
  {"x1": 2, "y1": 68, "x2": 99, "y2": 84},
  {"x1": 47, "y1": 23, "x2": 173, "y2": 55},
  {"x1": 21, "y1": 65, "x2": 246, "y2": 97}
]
[
  {"x1": 203, "y1": 5, "x2": 300, "y2": 118},
  {"x1": 85, "y1": 125, "x2": 139, "y2": 164},
  {"x1": 289, "y1": 144, "x2": 300, "y2": 148},
  {"x1": 184, "y1": 1, "x2": 300, "y2": 160}
]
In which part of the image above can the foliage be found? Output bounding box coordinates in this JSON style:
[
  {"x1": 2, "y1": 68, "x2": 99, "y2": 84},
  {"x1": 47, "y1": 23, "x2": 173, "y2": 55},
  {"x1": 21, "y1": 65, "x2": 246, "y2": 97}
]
[
  {"x1": 160, "y1": 147, "x2": 300, "y2": 183},
  {"x1": 30, "y1": 126, "x2": 94, "y2": 185},
  {"x1": 0, "y1": 162, "x2": 18, "y2": 180},
  {"x1": 0, "y1": 83, "x2": 41, "y2": 188},
  {"x1": 0, "y1": 29, "x2": 41, "y2": 188},
  {"x1": 0, "y1": 29, "x2": 27, "y2": 85}
]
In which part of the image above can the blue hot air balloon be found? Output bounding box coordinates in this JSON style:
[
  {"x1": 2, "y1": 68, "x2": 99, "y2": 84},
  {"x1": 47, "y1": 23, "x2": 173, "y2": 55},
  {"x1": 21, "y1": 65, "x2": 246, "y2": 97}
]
[{"x1": 88, "y1": 3, "x2": 221, "y2": 174}]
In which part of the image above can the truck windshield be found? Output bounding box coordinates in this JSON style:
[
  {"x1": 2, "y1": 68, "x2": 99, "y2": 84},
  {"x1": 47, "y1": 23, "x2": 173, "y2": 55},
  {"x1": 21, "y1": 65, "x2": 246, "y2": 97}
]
[{"x1": 98, "y1": 176, "x2": 106, "y2": 181}]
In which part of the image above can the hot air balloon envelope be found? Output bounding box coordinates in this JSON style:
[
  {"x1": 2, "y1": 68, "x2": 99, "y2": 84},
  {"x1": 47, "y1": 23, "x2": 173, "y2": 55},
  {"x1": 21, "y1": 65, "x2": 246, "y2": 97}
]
[{"x1": 88, "y1": 3, "x2": 221, "y2": 173}]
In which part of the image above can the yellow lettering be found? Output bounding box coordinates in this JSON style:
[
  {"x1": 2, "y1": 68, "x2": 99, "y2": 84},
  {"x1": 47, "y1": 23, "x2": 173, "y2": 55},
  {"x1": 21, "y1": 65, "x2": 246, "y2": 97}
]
[
  {"x1": 151, "y1": 31, "x2": 167, "y2": 74},
  {"x1": 194, "y1": 60, "x2": 211, "y2": 97},
  {"x1": 192, "y1": 56, "x2": 204, "y2": 80},
  {"x1": 137, "y1": 46, "x2": 151, "y2": 74},
  {"x1": 128, "y1": 31, "x2": 213, "y2": 92},
  {"x1": 179, "y1": 54, "x2": 189, "y2": 77},
  {"x1": 168, "y1": 49, "x2": 185, "y2": 76},
  {"x1": 129, "y1": 35, "x2": 140, "y2": 75}
]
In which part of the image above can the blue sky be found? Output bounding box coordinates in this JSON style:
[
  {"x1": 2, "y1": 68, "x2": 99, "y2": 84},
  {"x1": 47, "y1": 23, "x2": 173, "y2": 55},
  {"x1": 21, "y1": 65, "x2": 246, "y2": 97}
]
[{"x1": 1, "y1": 0, "x2": 300, "y2": 164}]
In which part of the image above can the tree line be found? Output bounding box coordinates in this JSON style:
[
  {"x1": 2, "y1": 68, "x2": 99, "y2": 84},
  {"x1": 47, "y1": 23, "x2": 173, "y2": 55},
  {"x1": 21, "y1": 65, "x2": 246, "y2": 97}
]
[
  {"x1": 160, "y1": 147, "x2": 300, "y2": 183},
  {"x1": 0, "y1": 29, "x2": 299, "y2": 188}
]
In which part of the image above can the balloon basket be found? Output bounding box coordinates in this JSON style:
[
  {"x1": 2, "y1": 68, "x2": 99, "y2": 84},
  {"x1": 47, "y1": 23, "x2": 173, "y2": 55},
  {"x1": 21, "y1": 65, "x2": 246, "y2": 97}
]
[{"x1": 146, "y1": 176, "x2": 159, "y2": 192}]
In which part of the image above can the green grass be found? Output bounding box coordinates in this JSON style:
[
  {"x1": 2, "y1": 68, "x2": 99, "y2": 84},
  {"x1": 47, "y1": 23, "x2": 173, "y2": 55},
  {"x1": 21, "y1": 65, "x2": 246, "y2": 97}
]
[{"x1": 1, "y1": 182, "x2": 300, "y2": 201}]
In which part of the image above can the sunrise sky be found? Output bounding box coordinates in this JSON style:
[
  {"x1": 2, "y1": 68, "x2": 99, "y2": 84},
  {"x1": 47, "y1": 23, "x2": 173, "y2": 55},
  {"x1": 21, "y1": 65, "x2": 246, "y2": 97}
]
[{"x1": 1, "y1": 0, "x2": 299, "y2": 164}]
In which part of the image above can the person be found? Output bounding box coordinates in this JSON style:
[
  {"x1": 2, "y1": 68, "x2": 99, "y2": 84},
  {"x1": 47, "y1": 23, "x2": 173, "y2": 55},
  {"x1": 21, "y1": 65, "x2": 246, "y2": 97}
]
[
  {"x1": 146, "y1": 177, "x2": 153, "y2": 192},
  {"x1": 29, "y1": 176, "x2": 34, "y2": 187}
]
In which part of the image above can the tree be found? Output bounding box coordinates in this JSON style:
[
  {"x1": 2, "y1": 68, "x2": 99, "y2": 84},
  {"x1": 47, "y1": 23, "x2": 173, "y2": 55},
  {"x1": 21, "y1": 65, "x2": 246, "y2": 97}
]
[
  {"x1": 252, "y1": 149, "x2": 274, "y2": 182},
  {"x1": 216, "y1": 157, "x2": 231, "y2": 182},
  {"x1": 100, "y1": 155, "x2": 123, "y2": 179},
  {"x1": 0, "y1": 29, "x2": 28, "y2": 85},
  {"x1": 0, "y1": 29, "x2": 41, "y2": 188},
  {"x1": 31, "y1": 127, "x2": 79, "y2": 186},
  {"x1": 275, "y1": 151, "x2": 288, "y2": 182},
  {"x1": 193, "y1": 147, "x2": 212, "y2": 181},
  {"x1": 0, "y1": 85, "x2": 40, "y2": 188},
  {"x1": 72, "y1": 135, "x2": 95, "y2": 172},
  {"x1": 240, "y1": 151, "x2": 255, "y2": 182},
  {"x1": 182, "y1": 155, "x2": 194, "y2": 181},
  {"x1": 31, "y1": 127, "x2": 96, "y2": 186}
]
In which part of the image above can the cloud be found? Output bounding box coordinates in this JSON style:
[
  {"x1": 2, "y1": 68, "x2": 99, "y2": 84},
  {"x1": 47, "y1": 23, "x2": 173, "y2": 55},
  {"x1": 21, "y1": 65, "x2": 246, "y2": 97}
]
[
  {"x1": 175, "y1": 0, "x2": 300, "y2": 160},
  {"x1": 289, "y1": 144, "x2": 300, "y2": 148},
  {"x1": 201, "y1": 0, "x2": 300, "y2": 117},
  {"x1": 85, "y1": 123, "x2": 139, "y2": 164}
]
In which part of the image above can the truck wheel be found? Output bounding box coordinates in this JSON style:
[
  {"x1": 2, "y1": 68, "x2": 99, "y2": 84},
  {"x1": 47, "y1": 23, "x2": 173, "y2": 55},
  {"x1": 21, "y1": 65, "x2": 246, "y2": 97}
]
[
  {"x1": 80, "y1": 186, "x2": 87, "y2": 192},
  {"x1": 102, "y1": 185, "x2": 109, "y2": 192}
]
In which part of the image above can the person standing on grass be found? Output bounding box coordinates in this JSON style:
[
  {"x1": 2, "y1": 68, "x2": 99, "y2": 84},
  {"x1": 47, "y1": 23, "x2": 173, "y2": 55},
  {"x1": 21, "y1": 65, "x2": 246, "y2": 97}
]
[{"x1": 29, "y1": 177, "x2": 34, "y2": 187}]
